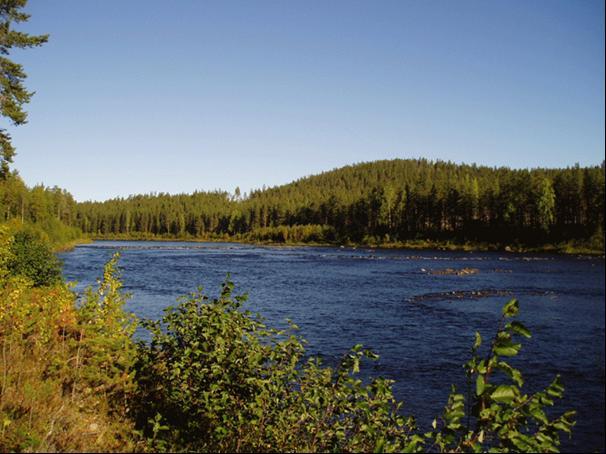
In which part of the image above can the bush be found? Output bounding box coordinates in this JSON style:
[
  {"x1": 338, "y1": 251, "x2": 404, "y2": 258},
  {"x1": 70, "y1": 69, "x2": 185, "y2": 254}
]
[
  {"x1": 7, "y1": 230, "x2": 62, "y2": 286},
  {"x1": 134, "y1": 280, "x2": 417, "y2": 452},
  {"x1": 134, "y1": 279, "x2": 575, "y2": 452},
  {"x1": 425, "y1": 299, "x2": 575, "y2": 452},
  {"x1": 0, "y1": 253, "x2": 138, "y2": 452}
]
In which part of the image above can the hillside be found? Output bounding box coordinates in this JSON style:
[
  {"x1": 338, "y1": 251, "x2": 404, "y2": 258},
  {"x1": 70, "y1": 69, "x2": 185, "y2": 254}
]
[{"x1": 72, "y1": 158, "x2": 605, "y2": 251}]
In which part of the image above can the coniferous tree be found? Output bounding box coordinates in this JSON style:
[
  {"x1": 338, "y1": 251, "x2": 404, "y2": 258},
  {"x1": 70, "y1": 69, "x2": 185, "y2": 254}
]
[{"x1": 0, "y1": 0, "x2": 47, "y2": 178}]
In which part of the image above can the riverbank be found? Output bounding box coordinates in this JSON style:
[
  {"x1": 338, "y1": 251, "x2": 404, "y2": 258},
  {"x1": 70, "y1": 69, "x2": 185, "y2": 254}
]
[
  {"x1": 53, "y1": 236, "x2": 92, "y2": 253},
  {"x1": 85, "y1": 233, "x2": 604, "y2": 257}
]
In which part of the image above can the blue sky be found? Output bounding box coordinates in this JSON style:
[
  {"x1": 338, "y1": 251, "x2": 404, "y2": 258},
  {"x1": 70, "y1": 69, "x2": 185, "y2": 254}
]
[{"x1": 9, "y1": 0, "x2": 605, "y2": 201}]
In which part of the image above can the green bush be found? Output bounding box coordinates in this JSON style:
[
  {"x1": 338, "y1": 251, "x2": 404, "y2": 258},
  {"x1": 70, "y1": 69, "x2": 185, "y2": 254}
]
[
  {"x1": 425, "y1": 299, "x2": 575, "y2": 452},
  {"x1": 134, "y1": 279, "x2": 417, "y2": 452},
  {"x1": 133, "y1": 278, "x2": 575, "y2": 452},
  {"x1": 7, "y1": 230, "x2": 62, "y2": 286}
]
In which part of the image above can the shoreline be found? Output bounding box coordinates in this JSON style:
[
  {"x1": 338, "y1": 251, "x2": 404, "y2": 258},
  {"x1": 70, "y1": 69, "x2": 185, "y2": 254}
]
[
  {"x1": 80, "y1": 235, "x2": 605, "y2": 257},
  {"x1": 53, "y1": 237, "x2": 93, "y2": 253}
]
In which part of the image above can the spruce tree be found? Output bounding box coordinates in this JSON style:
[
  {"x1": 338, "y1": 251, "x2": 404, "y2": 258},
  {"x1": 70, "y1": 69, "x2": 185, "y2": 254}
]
[{"x1": 0, "y1": 0, "x2": 47, "y2": 178}]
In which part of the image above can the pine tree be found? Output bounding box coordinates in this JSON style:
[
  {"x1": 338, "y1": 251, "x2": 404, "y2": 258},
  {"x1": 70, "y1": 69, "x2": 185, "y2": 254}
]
[{"x1": 0, "y1": 0, "x2": 47, "y2": 178}]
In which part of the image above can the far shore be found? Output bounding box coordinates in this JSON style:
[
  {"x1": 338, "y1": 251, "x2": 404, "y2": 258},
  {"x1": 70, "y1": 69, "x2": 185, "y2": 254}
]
[{"x1": 69, "y1": 235, "x2": 605, "y2": 257}]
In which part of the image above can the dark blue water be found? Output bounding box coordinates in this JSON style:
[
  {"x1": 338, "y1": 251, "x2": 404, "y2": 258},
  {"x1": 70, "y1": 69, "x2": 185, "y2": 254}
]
[{"x1": 59, "y1": 241, "x2": 605, "y2": 451}]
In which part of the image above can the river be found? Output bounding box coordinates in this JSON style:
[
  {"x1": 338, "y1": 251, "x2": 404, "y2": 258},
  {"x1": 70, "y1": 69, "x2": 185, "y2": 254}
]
[{"x1": 59, "y1": 240, "x2": 605, "y2": 451}]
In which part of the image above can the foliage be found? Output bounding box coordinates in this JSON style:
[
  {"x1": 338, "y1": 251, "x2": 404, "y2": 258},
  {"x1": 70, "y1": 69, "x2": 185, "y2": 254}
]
[
  {"x1": 425, "y1": 299, "x2": 575, "y2": 452},
  {"x1": 134, "y1": 276, "x2": 575, "y2": 453},
  {"x1": 0, "y1": 0, "x2": 48, "y2": 177},
  {"x1": 0, "y1": 250, "x2": 139, "y2": 452},
  {"x1": 6, "y1": 229, "x2": 62, "y2": 286},
  {"x1": 0, "y1": 224, "x2": 12, "y2": 280},
  {"x1": 1, "y1": 175, "x2": 80, "y2": 236},
  {"x1": 75, "y1": 253, "x2": 138, "y2": 411},
  {"x1": 134, "y1": 278, "x2": 420, "y2": 452},
  {"x1": 0, "y1": 174, "x2": 83, "y2": 250}
]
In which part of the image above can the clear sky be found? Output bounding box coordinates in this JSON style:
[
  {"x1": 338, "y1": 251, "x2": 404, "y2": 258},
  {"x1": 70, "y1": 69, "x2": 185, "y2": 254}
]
[{"x1": 8, "y1": 0, "x2": 605, "y2": 202}]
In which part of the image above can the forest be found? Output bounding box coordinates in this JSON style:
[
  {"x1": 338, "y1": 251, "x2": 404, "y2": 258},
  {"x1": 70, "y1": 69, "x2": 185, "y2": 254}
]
[{"x1": 2, "y1": 159, "x2": 604, "y2": 252}]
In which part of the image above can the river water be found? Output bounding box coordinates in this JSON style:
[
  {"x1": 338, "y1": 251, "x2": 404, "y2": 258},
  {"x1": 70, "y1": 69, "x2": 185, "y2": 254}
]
[{"x1": 59, "y1": 241, "x2": 605, "y2": 451}]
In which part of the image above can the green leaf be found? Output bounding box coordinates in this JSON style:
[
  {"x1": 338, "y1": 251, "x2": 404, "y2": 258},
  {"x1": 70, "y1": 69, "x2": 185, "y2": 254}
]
[
  {"x1": 530, "y1": 407, "x2": 548, "y2": 424},
  {"x1": 490, "y1": 385, "x2": 517, "y2": 403},
  {"x1": 546, "y1": 387, "x2": 563, "y2": 398},
  {"x1": 497, "y1": 361, "x2": 524, "y2": 387},
  {"x1": 509, "y1": 321, "x2": 531, "y2": 338},
  {"x1": 476, "y1": 375, "x2": 486, "y2": 396},
  {"x1": 473, "y1": 331, "x2": 482, "y2": 349},
  {"x1": 539, "y1": 395, "x2": 554, "y2": 406},
  {"x1": 552, "y1": 421, "x2": 572, "y2": 433},
  {"x1": 476, "y1": 360, "x2": 487, "y2": 374},
  {"x1": 494, "y1": 343, "x2": 521, "y2": 357},
  {"x1": 502, "y1": 299, "x2": 519, "y2": 318}
]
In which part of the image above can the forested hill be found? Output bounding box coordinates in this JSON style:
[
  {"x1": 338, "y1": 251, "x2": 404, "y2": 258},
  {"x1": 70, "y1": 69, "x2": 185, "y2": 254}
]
[
  {"x1": 0, "y1": 171, "x2": 81, "y2": 248},
  {"x1": 71, "y1": 159, "x2": 605, "y2": 251}
]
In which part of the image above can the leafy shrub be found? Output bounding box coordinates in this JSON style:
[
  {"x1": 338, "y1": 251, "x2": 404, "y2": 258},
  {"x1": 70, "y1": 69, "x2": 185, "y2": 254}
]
[
  {"x1": 425, "y1": 299, "x2": 576, "y2": 452},
  {"x1": 0, "y1": 253, "x2": 139, "y2": 452},
  {"x1": 134, "y1": 279, "x2": 418, "y2": 452},
  {"x1": 134, "y1": 279, "x2": 575, "y2": 452},
  {"x1": 7, "y1": 230, "x2": 62, "y2": 286}
]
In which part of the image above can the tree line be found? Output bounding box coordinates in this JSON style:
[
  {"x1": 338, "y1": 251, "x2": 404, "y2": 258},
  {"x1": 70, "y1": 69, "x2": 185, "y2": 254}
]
[
  {"x1": 0, "y1": 171, "x2": 81, "y2": 246},
  {"x1": 70, "y1": 159, "x2": 604, "y2": 248}
]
